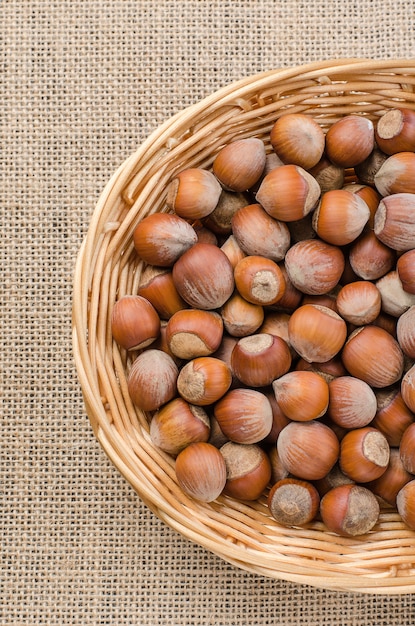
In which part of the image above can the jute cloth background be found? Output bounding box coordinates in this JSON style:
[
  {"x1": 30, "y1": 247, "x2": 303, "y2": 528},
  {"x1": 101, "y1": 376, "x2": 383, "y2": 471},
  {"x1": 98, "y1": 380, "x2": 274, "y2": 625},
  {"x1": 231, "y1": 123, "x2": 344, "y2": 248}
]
[{"x1": 2, "y1": 1, "x2": 415, "y2": 624}]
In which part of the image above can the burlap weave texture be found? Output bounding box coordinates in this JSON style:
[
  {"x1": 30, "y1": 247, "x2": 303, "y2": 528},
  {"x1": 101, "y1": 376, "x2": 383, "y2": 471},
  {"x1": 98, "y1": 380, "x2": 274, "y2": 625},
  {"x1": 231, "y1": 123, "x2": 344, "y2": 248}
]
[{"x1": 2, "y1": 1, "x2": 415, "y2": 624}]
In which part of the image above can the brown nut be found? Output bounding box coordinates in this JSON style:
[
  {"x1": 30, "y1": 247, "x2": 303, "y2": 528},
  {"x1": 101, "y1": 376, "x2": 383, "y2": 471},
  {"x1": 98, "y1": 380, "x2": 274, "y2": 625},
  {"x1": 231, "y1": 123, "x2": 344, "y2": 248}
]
[
  {"x1": 256, "y1": 164, "x2": 321, "y2": 222},
  {"x1": 397, "y1": 250, "x2": 415, "y2": 295},
  {"x1": 327, "y1": 376, "x2": 377, "y2": 429},
  {"x1": 372, "y1": 388, "x2": 415, "y2": 447},
  {"x1": 325, "y1": 115, "x2": 375, "y2": 168},
  {"x1": 320, "y1": 484, "x2": 380, "y2": 537},
  {"x1": 267, "y1": 477, "x2": 320, "y2": 527},
  {"x1": 234, "y1": 255, "x2": 286, "y2": 306},
  {"x1": 177, "y1": 356, "x2": 232, "y2": 406},
  {"x1": 397, "y1": 305, "x2": 415, "y2": 358},
  {"x1": 374, "y1": 152, "x2": 415, "y2": 196},
  {"x1": 175, "y1": 442, "x2": 227, "y2": 503},
  {"x1": 287, "y1": 304, "x2": 347, "y2": 363},
  {"x1": 214, "y1": 388, "x2": 273, "y2": 444},
  {"x1": 375, "y1": 108, "x2": 415, "y2": 155},
  {"x1": 166, "y1": 167, "x2": 222, "y2": 220},
  {"x1": 138, "y1": 266, "x2": 188, "y2": 319},
  {"x1": 401, "y1": 364, "x2": 415, "y2": 413},
  {"x1": 133, "y1": 212, "x2": 198, "y2": 267},
  {"x1": 348, "y1": 230, "x2": 396, "y2": 281},
  {"x1": 339, "y1": 427, "x2": 390, "y2": 483},
  {"x1": 284, "y1": 238, "x2": 345, "y2": 295},
  {"x1": 269, "y1": 113, "x2": 325, "y2": 169},
  {"x1": 335, "y1": 280, "x2": 382, "y2": 326},
  {"x1": 272, "y1": 370, "x2": 329, "y2": 422},
  {"x1": 400, "y1": 422, "x2": 415, "y2": 474},
  {"x1": 111, "y1": 295, "x2": 160, "y2": 351},
  {"x1": 374, "y1": 193, "x2": 415, "y2": 252},
  {"x1": 150, "y1": 398, "x2": 210, "y2": 456},
  {"x1": 341, "y1": 325, "x2": 404, "y2": 388},
  {"x1": 212, "y1": 137, "x2": 266, "y2": 192},
  {"x1": 220, "y1": 291, "x2": 264, "y2": 338},
  {"x1": 165, "y1": 309, "x2": 223, "y2": 359},
  {"x1": 277, "y1": 420, "x2": 340, "y2": 481},
  {"x1": 231, "y1": 333, "x2": 292, "y2": 388},
  {"x1": 312, "y1": 189, "x2": 370, "y2": 246},
  {"x1": 220, "y1": 441, "x2": 272, "y2": 501},
  {"x1": 172, "y1": 243, "x2": 235, "y2": 310},
  {"x1": 396, "y1": 480, "x2": 415, "y2": 529},
  {"x1": 368, "y1": 448, "x2": 413, "y2": 506},
  {"x1": 127, "y1": 349, "x2": 179, "y2": 411},
  {"x1": 231, "y1": 203, "x2": 290, "y2": 262}
]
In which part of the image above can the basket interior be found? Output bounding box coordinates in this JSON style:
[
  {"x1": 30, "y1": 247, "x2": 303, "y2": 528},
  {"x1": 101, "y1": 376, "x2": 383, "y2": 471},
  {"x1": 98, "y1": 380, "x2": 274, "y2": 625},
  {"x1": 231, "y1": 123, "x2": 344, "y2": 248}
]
[{"x1": 73, "y1": 59, "x2": 415, "y2": 593}]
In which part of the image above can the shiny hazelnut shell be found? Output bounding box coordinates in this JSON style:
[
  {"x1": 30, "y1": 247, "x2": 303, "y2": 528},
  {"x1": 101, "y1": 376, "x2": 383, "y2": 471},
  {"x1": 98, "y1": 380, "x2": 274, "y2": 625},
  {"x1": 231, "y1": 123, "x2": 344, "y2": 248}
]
[
  {"x1": 172, "y1": 243, "x2": 235, "y2": 310},
  {"x1": 175, "y1": 442, "x2": 227, "y2": 503},
  {"x1": 111, "y1": 295, "x2": 160, "y2": 351},
  {"x1": 320, "y1": 484, "x2": 380, "y2": 537}
]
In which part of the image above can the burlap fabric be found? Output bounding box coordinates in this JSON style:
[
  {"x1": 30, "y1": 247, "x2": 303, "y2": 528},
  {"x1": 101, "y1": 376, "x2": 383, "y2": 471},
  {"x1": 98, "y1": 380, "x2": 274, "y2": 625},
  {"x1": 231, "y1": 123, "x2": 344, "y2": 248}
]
[{"x1": 2, "y1": 1, "x2": 415, "y2": 623}]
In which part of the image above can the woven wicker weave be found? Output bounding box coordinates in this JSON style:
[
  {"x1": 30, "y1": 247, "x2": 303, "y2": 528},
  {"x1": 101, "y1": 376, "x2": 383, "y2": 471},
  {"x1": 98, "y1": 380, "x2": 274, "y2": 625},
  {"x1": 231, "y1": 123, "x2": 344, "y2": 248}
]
[{"x1": 72, "y1": 59, "x2": 415, "y2": 594}]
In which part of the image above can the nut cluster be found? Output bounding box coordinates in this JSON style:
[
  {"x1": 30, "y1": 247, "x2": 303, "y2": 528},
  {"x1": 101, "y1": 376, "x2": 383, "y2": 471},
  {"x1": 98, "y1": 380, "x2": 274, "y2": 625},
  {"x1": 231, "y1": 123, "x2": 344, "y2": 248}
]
[{"x1": 111, "y1": 108, "x2": 415, "y2": 537}]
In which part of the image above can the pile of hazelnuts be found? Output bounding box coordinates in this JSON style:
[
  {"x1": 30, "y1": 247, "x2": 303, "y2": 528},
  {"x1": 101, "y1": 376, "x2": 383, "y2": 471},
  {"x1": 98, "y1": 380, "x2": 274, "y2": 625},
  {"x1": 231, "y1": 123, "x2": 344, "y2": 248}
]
[{"x1": 111, "y1": 107, "x2": 415, "y2": 538}]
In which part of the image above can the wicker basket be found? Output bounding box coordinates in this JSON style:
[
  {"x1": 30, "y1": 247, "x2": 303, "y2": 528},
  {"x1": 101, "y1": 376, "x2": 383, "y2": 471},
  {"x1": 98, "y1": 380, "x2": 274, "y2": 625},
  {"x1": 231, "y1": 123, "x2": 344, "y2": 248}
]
[{"x1": 72, "y1": 59, "x2": 415, "y2": 594}]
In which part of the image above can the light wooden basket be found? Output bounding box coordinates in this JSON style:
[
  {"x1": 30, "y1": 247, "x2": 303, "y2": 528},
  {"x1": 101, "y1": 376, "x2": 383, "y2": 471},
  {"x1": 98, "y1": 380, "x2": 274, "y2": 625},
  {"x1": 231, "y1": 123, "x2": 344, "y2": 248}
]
[{"x1": 72, "y1": 59, "x2": 415, "y2": 594}]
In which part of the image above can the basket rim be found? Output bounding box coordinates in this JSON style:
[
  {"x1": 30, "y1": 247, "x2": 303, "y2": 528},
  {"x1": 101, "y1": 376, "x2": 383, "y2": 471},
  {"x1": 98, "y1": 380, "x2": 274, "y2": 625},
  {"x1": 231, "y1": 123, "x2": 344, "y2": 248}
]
[{"x1": 72, "y1": 57, "x2": 415, "y2": 594}]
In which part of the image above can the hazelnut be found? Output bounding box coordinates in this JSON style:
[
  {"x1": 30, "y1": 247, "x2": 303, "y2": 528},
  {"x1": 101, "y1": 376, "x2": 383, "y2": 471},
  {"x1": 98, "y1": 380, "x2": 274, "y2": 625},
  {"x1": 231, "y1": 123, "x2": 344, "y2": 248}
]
[
  {"x1": 150, "y1": 398, "x2": 210, "y2": 456},
  {"x1": 233, "y1": 255, "x2": 286, "y2": 306},
  {"x1": 231, "y1": 203, "x2": 290, "y2": 262},
  {"x1": 284, "y1": 238, "x2": 345, "y2": 295},
  {"x1": 375, "y1": 108, "x2": 415, "y2": 155},
  {"x1": 175, "y1": 442, "x2": 227, "y2": 503},
  {"x1": 267, "y1": 478, "x2": 320, "y2": 527},
  {"x1": 220, "y1": 291, "x2": 264, "y2": 338},
  {"x1": 396, "y1": 480, "x2": 415, "y2": 529},
  {"x1": 397, "y1": 250, "x2": 415, "y2": 295},
  {"x1": 312, "y1": 189, "x2": 370, "y2": 246},
  {"x1": 256, "y1": 164, "x2": 321, "y2": 222},
  {"x1": 212, "y1": 137, "x2": 266, "y2": 192},
  {"x1": 277, "y1": 420, "x2": 340, "y2": 480},
  {"x1": 137, "y1": 266, "x2": 188, "y2": 319},
  {"x1": 269, "y1": 113, "x2": 325, "y2": 169},
  {"x1": 220, "y1": 441, "x2": 272, "y2": 501},
  {"x1": 172, "y1": 243, "x2": 235, "y2": 310},
  {"x1": 166, "y1": 168, "x2": 222, "y2": 220},
  {"x1": 327, "y1": 376, "x2": 377, "y2": 429},
  {"x1": 376, "y1": 271, "x2": 415, "y2": 318},
  {"x1": 320, "y1": 484, "x2": 380, "y2": 537},
  {"x1": 287, "y1": 304, "x2": 347, "y2": 363},
  {"x1": 231, "y1": 333, "x2": 292, "y2": 388},
  {"x1": 272, "y1": 370, "x2": 329, "y2": 422},
  {"x1": 325, "y1": 115, "x2": 375, "y2": 168},
  {"x1": 397, "y1": 306, "x2": 415, "y2": 358},
  {"x1": 348, "y1": 230, "x2": 396, "y2": 281},
  {"x1": 127, "y1": 349, "x2": 179, "y2": 411},
  {"x1": 368, "y1": 448, "x2": 413, "y2": 506},
  {"x1": 335, "y1": 280, "x2": 382, "y2": 326},
  {"x1": 339, "y1": 427, "x2": 390, "y2": 483},
  {"x1": 177, "y1": 356, "x2": 232, "y2": 406},
  {"x1": 133, "y1": 212, "x2": 197, "y2": 266},
  {"x1": 374, "y1": 152, "x2": 415, "y2": 196},
  {"x1": 374, "y1": 193, "x2": 415, "y2": 252},
  {"x1": 111, "y1": 295, "x2": 160, "y2": 351},
  {"x1": 165, "y1": 309, "x2": 223, "y2": 359},
  {"x1": 372, "y1": 388, "x2": 414, "y2": 447},
  {"x1": 400, "y1": 422, "x2": 415, "y2": 474},
  {"x1": 341, "y1": 325, "x2": 404, "y2": 388},
  {"x1": 401, "y1": 364, "x2": 415, "y2": 413},
  {"x1": 214, "y1": 388, "x2": 273, "y2": 445}
]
